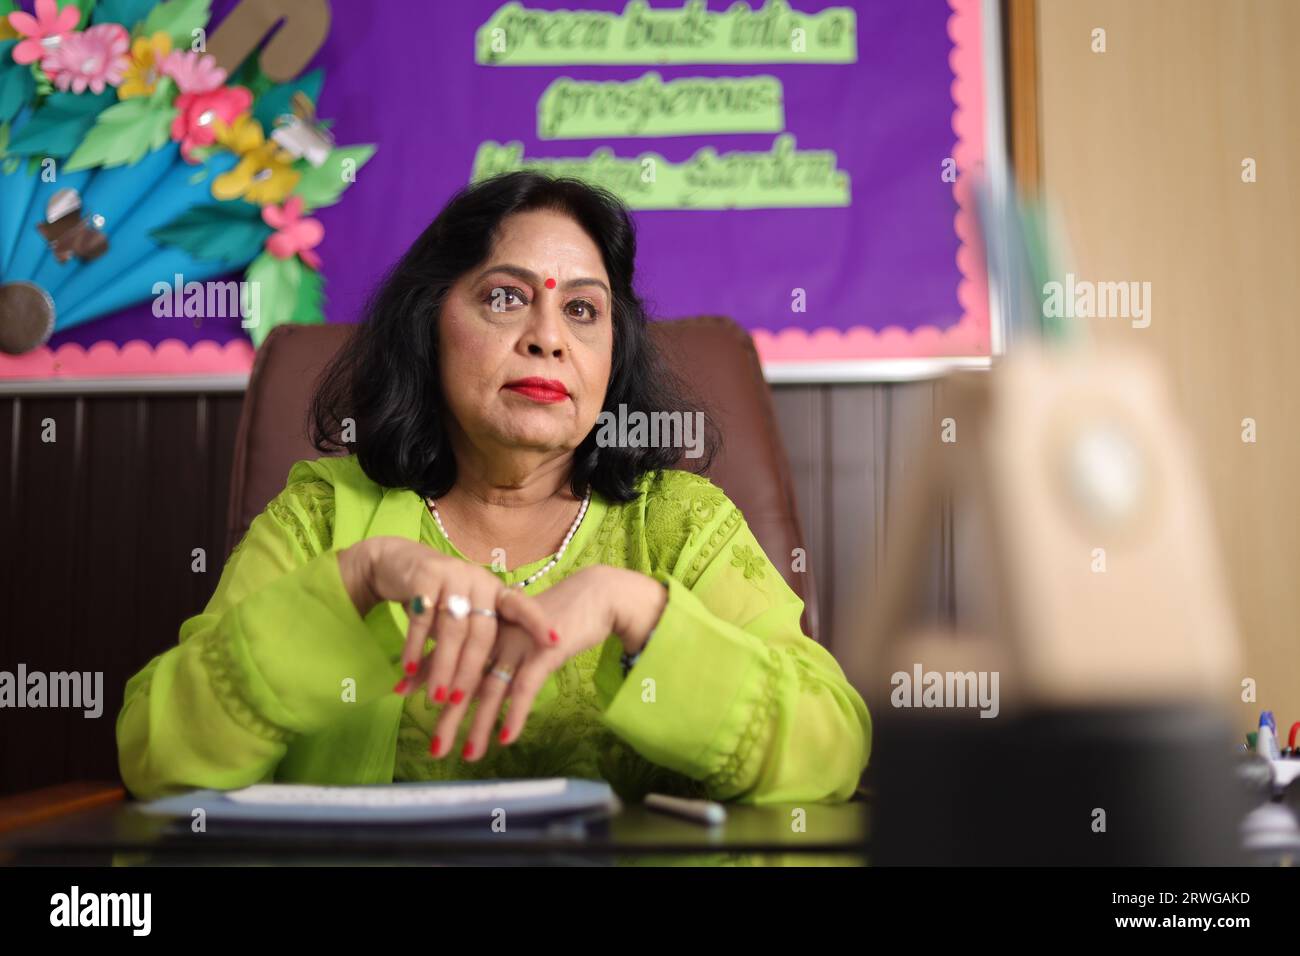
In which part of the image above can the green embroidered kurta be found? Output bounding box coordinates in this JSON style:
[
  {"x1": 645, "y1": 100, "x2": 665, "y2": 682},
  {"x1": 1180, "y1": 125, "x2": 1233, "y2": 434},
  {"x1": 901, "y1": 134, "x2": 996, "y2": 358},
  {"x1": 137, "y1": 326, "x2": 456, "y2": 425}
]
[{"x1": 117, "y1": 454, "x2": 871, "y2": 804}]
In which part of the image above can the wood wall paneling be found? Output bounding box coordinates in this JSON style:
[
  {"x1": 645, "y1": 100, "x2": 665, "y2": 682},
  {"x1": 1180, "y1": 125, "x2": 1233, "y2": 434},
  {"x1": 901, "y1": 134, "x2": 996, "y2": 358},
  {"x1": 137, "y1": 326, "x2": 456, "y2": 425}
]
[{"x1": 0, "y1": 394, "x2": 244, "y2": 791}]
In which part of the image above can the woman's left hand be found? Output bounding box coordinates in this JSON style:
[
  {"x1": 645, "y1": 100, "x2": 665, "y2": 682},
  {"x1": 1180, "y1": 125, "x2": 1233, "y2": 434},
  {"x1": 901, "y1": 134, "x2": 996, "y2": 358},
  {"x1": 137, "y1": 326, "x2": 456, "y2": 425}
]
[{"x1": 431, "y1": 565, "x2": 666, "y2": 762}]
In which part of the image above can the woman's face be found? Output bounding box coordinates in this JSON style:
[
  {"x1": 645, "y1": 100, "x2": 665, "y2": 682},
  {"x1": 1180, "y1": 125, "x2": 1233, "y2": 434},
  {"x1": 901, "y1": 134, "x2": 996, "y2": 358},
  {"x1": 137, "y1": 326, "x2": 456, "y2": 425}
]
[{"x1": 438, "y1": 208, "x2": 614, "y2": 465}]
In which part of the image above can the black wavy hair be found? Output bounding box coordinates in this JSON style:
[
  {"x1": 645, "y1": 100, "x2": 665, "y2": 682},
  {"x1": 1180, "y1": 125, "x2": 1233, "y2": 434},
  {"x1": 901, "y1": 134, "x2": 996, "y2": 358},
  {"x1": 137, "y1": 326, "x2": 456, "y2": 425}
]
[{"x1": 309, "y1": 170, "x2": 718, "y2": 503}]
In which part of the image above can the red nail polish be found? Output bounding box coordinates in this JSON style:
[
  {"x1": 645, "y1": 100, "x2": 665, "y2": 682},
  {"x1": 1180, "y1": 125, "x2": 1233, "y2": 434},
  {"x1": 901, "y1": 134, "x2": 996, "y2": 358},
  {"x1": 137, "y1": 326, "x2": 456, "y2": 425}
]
[
  {"x1": 499, "y1": 727, "x2": 510, "y2": 744},
  {"x1": 450, "y1": 689, "x2": 465, "y2": 704},
  {"x1": 434, "y1": 686, "x2": 447, "y2": 702},
  {"x1": 393, "y1": 678, "x2": 411, "y2": 694},
  {"x1": 404, "y1": 661, "x2": 418, "y2": 676},
  {"x1": 462, "y1": 741, "x2": 474, "y2": 759},
  {"x1": 429, "y1": 735, "x2": 440, "y2": 756},
  {"x1": 549, "y1": 628, "x2": 559, "y2": 644}
]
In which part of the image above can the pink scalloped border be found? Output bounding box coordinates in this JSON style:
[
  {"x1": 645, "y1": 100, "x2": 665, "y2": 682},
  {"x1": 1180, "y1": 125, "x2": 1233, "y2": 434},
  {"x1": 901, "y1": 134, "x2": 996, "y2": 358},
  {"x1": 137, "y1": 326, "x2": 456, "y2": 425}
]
[
  {"x1": 754, "y1": 0, "x2": 990, "y2": 365},
  {"x1": 0, "y1": 338, "x2": 255, "y2": 379}
]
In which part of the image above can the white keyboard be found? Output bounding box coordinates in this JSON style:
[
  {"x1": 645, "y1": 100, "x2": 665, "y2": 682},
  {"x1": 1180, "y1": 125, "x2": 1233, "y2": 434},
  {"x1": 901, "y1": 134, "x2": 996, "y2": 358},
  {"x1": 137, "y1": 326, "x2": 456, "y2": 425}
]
[{"x1": 225, "y1": 779, "x2": 569, "y2": 808}]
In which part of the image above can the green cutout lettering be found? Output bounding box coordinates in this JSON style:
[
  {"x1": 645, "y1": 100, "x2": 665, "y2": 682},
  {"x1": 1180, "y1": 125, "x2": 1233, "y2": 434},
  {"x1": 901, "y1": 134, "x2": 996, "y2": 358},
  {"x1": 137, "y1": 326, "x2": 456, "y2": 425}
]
[
  {"x1": 470, "y1": 134, "x2": 850, "y2": 209},
  {"x1": 538, "y1": 73, "x2": 785, "y2": 139},
  {"x1": 476, "y1": 0, "x2": 857, "y2": 66}
]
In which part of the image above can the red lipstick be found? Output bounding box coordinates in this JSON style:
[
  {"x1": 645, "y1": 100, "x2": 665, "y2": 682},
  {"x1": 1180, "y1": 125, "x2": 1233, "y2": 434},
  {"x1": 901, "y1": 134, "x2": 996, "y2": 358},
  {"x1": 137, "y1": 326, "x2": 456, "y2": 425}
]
[{"x1": 503, "y1": 377, "x2": 569, "y2": 403}]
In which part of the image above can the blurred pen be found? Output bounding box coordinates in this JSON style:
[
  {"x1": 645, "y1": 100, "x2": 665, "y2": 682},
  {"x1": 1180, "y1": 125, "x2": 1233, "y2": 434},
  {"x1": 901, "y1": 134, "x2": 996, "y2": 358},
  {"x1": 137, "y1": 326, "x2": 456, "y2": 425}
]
[{"x1": 645, "y1": 792, "x2": 727, "y2": 826}]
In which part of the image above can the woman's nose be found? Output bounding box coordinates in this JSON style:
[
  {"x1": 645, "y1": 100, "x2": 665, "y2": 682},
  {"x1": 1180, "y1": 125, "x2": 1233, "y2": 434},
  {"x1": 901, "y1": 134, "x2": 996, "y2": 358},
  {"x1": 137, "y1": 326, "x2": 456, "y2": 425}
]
[{"x1": 521, "y1": 300, "x2": 566, "y2": 358}]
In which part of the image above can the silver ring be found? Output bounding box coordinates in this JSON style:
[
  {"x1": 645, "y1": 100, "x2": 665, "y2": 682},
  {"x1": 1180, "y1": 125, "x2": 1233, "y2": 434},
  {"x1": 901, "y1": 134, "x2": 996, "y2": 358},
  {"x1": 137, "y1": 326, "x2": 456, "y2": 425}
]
[
  {"x1": 470, "y1": 607, "x2": 497, "y2": 618},
  {"x1": 488, "y1": 667, "x2": 514, "y2": 684},
  {"x1": 439, "y1": 593, "x2": 471, "y2": 620}
]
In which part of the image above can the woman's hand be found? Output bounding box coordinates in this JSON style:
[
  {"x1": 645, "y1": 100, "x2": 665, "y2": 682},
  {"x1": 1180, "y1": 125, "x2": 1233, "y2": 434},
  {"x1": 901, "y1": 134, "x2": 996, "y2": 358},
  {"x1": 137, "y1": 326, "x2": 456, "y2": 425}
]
[
  {"x1": 337, "y1": 536, "x2": 552, "y2": 721},
  {"x1": 446, "y1": 566, "x2": 668, "y2": 763}
]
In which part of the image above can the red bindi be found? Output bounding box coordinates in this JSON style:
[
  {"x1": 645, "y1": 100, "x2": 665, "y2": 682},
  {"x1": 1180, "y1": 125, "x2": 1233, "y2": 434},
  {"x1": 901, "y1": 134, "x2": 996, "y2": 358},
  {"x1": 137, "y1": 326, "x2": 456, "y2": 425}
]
[{"x1": 544, "y1": 277, "x2": 556, "y2": 289}]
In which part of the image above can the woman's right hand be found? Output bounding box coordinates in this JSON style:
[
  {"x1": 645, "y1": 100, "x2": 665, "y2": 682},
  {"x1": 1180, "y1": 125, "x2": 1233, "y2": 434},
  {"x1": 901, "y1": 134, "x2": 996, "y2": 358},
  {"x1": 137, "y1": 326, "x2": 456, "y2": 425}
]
[{"x1": 337, "y1": 536, "x2": 551, "y2": 723}]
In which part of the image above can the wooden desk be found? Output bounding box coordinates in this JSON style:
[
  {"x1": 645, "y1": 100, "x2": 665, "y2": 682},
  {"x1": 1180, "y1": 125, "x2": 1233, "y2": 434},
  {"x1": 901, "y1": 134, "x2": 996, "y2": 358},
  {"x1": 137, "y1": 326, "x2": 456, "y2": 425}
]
[{"x1": 0, "y1": 782, "x2": 869, "y2": 866}]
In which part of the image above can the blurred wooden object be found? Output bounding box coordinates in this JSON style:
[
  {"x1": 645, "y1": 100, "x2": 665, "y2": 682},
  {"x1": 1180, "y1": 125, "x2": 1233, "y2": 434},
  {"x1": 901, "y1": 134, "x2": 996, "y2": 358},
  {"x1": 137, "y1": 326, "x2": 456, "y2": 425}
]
[{"x1": 847, "y1": 346, "x2": 1239, "y2": 714}]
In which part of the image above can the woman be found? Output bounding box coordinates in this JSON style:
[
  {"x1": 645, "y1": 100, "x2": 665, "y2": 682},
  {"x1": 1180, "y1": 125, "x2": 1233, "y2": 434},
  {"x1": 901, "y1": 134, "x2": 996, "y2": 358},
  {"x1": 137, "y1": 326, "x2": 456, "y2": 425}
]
[{"x1": 117, "y1": 171, "x2": 872, "y2": 804}]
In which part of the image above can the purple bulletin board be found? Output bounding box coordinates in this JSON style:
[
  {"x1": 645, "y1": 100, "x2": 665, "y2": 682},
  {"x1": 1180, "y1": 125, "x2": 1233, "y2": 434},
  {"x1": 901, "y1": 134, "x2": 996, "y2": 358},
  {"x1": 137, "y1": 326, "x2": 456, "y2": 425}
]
[{"x1": 0, "y1": 0, "x2": 1006, "y2": 388}]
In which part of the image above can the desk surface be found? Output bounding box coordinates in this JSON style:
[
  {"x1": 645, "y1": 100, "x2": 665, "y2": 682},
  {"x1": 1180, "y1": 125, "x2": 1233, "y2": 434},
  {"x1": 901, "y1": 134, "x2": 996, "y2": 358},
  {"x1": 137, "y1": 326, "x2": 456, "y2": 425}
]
[{"x1": 0, "y1": 789, "x2": 869, "y2": 867}]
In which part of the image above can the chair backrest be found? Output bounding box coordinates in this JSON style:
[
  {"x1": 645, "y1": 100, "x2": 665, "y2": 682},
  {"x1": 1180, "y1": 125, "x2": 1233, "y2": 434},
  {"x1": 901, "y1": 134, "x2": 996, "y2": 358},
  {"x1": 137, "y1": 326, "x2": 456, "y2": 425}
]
[{"x1": 226, "y1": 316, "x2": 820, "y2": 641}]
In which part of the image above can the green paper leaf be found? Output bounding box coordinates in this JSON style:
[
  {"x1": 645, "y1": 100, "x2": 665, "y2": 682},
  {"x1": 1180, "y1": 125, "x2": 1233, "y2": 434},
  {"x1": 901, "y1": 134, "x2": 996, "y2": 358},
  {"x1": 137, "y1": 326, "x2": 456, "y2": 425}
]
[
  {"x1": 252, "y1": 69, "x2": 324, "y2": 130},
  {"x1": 150, "y1": 202, "x2": 272, "y2": 267},
  {"x1": 0, "y1": 1, "x2": 16, "y2": 18},
  {"x1": 290, "y1": 265, "x2": 325, "y2": 327},
  {"x1": 140, "y1": 0, "x2": 211, "y2": 47},
  {"x1": 226, "y1": 55, "x2": 274, "y2": 100},
  {"x1": 148, "y1": 74, "x2": 175, "y2": 106},
  {"x1": 93, "y1": 0, "x2": 156, "y2": 29},
  {"x1": 0, "y1": 121, "x2": 10, "y2": 156},
  {"x1": 0, "y1": 42, "x2": 35, "y2": 125},
  {"x1": 57, "y1": 0, "x2": 96, "y2": 29},
  {"x1": 243, "y1": 251, "x2": 312, "y2": 348},
  {"x1": 5, "y1": 90, "x2": 115, "y2": 158},
  {"x1": 64, "y1": 96, "x2": 176, "y2": 170},
  {"x1": 294, "y1": 144, "x2": 376, "y2": 210}
]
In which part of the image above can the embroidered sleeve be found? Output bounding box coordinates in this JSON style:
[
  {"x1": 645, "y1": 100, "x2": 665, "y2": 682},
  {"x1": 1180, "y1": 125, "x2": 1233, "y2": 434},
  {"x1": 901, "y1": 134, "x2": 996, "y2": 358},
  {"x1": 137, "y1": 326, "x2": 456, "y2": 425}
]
[
  {"x1": 593, "y1": 473, "x2": 872, "y2": 804},
  {"x1": 117, "y1": 470, "x2": 387, "y2": 800}
]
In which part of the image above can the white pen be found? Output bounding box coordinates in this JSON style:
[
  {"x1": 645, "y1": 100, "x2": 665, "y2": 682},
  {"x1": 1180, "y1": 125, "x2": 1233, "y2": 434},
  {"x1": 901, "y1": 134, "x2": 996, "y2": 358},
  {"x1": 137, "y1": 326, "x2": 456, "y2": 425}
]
[{"x1": 644, "y1": 792, "x2": 728, "y2": 826}]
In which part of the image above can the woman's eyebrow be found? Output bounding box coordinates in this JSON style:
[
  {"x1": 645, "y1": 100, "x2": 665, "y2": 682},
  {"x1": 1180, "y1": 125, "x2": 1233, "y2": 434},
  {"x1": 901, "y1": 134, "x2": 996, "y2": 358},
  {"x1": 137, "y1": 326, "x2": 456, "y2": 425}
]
[
  {"x1": 563, "y1": 277, "x2": 611, "y2": 298},
  {"x1": 474, "y1": 264, "x2": 610, "y2": 298}
]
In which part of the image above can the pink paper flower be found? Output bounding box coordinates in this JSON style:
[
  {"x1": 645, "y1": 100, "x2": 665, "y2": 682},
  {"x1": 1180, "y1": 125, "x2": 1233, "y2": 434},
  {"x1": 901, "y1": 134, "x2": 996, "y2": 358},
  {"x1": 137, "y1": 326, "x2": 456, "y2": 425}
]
[
  {"x1": 7, "y1": 0, "x2": 81, "y2": 66},
  {"x1": 42, "y1": 23, "x2": 130, "y2": 94},
  {"x1": 158, "y1": 49, "x2": 227, "y2": 95},
  {"x1": 263, "y1": 196, "x2": 323, "y2": 269},
  {"x1": 170, "y1": 85, "x2": 253, "y2": 162}
]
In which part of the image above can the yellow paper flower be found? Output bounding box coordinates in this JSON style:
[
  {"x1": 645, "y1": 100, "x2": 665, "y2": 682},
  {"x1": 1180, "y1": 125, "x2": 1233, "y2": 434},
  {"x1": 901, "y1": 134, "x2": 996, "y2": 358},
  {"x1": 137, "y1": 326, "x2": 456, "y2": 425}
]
[
  {"x1": 212, "y1": 140, "x2": 301, "y2": 205},
  {"x1": 117, "y1": 32, "x2": 172, "y2": 100},
  {"x1": 212, "y1": 112, "x2": 266, "y2": 156}
]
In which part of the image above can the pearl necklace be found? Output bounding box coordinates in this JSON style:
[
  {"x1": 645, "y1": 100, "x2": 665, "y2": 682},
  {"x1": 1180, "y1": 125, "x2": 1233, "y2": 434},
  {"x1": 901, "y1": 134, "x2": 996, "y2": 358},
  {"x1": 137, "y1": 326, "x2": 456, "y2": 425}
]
[{"x1": 424, "y1": 491, "x2": 591, "y2": 589}]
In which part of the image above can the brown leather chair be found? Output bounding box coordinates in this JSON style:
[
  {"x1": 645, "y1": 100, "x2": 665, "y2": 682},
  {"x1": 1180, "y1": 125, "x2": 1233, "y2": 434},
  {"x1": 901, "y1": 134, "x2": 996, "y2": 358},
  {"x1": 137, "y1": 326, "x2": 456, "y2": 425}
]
[{"x1": 227, "y1": 316, "x2": 820, "y2": 642}]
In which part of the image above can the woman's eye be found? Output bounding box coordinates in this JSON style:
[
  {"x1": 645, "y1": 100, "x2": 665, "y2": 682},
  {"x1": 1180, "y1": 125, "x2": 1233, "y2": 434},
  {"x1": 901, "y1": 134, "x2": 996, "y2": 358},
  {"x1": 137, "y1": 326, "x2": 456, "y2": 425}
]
[
  {"x1": 487, "y1": 286, "x2": 527, "y2": 312},
  {"x1": 566, "y1": 299, "x2": 599, "y2": 321}
]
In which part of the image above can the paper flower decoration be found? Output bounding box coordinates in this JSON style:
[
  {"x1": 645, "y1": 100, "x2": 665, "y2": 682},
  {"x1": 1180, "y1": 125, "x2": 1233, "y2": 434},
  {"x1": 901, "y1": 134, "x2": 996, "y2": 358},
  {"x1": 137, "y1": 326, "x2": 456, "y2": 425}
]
[
  {"x1": 211, "y1": 115, "x2": 299, "y2": 205},
  {"x1": 171, "y1": 85, "x2": 252, "y2": 162},
  {"x1": 7, "y1": 0, "x2": 80, "y2": 66},
  {"x1": 43, "y1": 23, "x2": 130, "y2": 95},
  {"x1": 0, "y1": 2, "x2": 376, "y2": 357},
  {"x1": 263, "y1": 196, "x2": 322, "y2": 269},
  {"x1": 211, "y1": 111, "x2": 262, "y2": 154},
  {"x1": 118, "y1": 32, "x2": 173, "y2": 100},
  {"x1": 159, "y1": 49, "x2": 226, "y2": 95}
]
